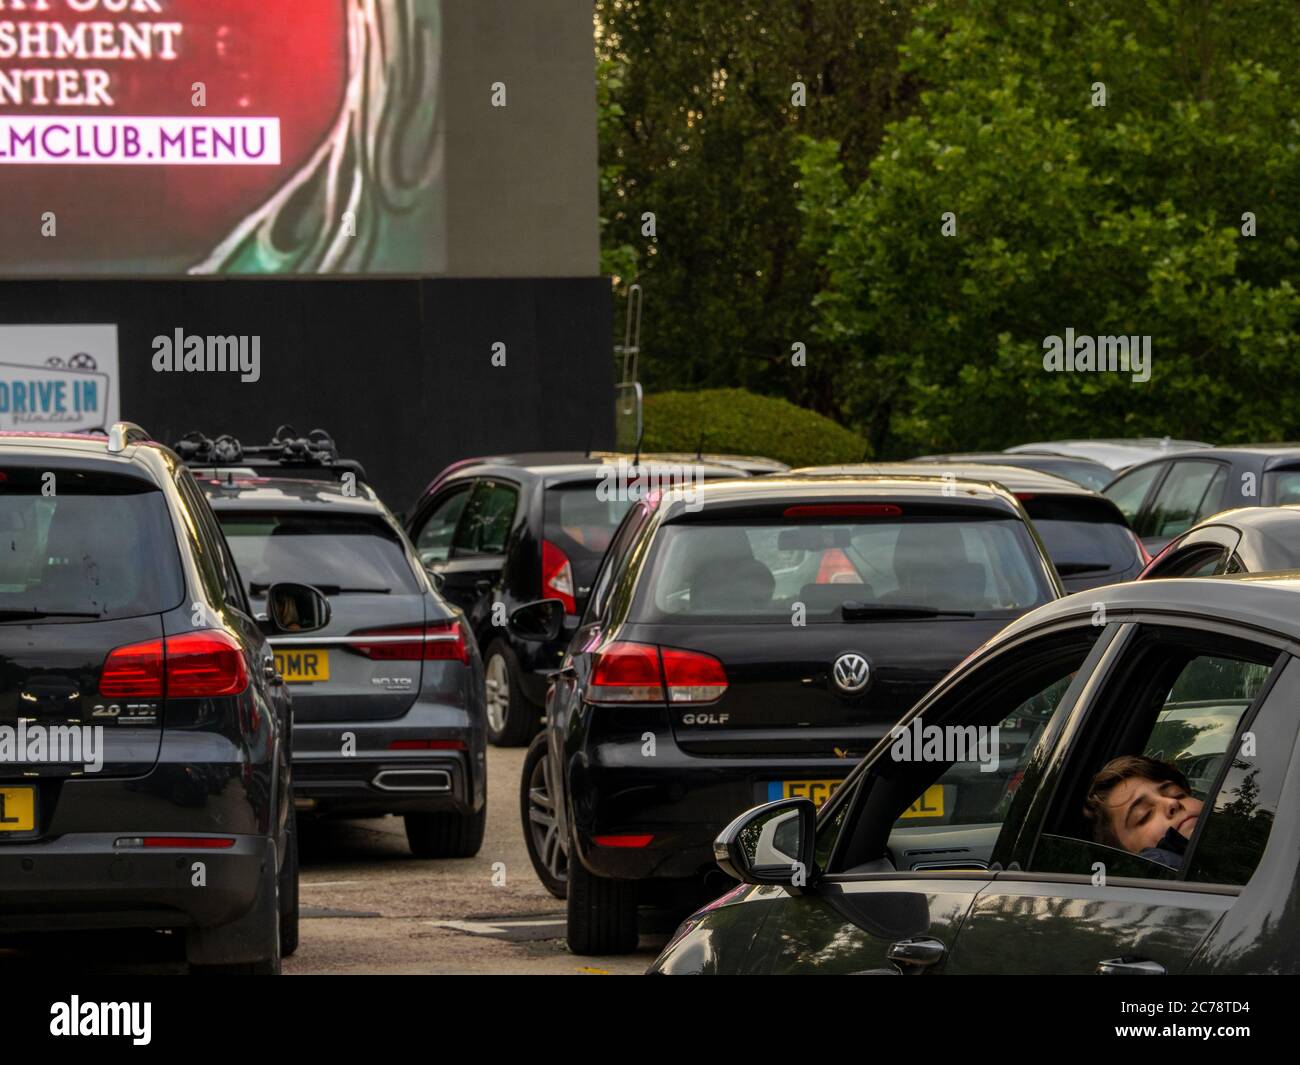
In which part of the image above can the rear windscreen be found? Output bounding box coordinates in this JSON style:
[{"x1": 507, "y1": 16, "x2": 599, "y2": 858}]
[
  {"x1": 543, "y1": 484, "x2": 636, "y2": 571},
  {"x1": 0, "y1": 468, "x2": 183, "y2": 619},
  {"x1": 1264, "y1": 469, "x2": 1300, "y2": 505},
  {"x1": 1023, "y1": 498, "x2": 1140, "y2": 576},
  {"x1": 218, "y1": 513, "x2": 421, "y2": 595},
  {"x1": 630, "y1": 517, "x2": 1055, "y2": 623}
]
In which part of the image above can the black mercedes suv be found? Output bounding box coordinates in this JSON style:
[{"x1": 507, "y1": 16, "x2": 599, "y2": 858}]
[
  {"x1": 0, "y1": 423, "x2": 327, "y2": 974},
  {"x1": 517, "y1": 473, "x2": 1063, "y2": 952},
  {"x1": 179, "y1": 429, "x2": 488, "y2": 858}
]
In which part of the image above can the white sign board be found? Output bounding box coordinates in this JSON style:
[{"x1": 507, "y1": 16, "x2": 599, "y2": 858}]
[{"x1": 0, "y1": 325, "x2": 119, "y2": 432}]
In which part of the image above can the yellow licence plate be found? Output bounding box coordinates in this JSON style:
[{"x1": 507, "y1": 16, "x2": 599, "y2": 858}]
[
  {"x1": 900, "y1": 784, "x2": 945, "y2": 820},
  {"x1": 274, "y1": 648, "x2": 330, "y2": 683},
  {"x1": 778, "y1": 779, "x2": 842, "y2": 807},
  {"x1": 0, "y1": 786, "x2": 36, "y2": 832}
]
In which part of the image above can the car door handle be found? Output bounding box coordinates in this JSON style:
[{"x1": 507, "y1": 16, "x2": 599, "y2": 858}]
[
  {"x1": 1097, "y1": 957, "x2": 1167, "y2": 976},
  {"x1": 886, "y1": 937, "x2": 947, "y2": 968}
]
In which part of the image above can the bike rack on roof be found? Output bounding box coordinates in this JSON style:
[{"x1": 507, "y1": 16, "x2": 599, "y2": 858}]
[{"x1": 172, "y1": 425, "x2": 368, "y2": 484}]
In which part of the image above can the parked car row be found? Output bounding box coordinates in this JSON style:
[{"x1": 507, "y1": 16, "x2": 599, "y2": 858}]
[{"x1": 5, "y1": 424, "x2": 1300, "y2": 975}]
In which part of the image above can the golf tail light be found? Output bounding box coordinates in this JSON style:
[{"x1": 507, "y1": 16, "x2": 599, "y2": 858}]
[
  {"x1": 589, "y1": 641, "x2": 664, "y2": 703},
  {"x1": 542, "y1": 539, "x2": 577, "y2": 615},
  {"x1": 166, "y1": 630, "x2": 250, "y2": 697},
  {"x1": 660, "y1": 646, "x2": 728, "y2": 703},
  {"x1": 349, "y1": 621, "x2": 467, "y2": 662}
]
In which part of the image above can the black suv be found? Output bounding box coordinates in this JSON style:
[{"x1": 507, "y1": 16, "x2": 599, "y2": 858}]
[
  {"x1": 178, "y1": 430, "x2": 487, "y2": 858},
  {"x1": 405, "y1": 453, "x2": 738, "y2": 745},
  {"x1": 518, "y1": 474, "x2": 1062, "y2": 952},
  {"x1": 0, "y1": 423, "x2": 327, "y2": 974}
]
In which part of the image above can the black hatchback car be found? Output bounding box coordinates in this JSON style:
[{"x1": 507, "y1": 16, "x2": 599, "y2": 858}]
[
  {"x1": 803, "y1": 463, "x2": 1146, "y2": 592},
  {"x1": 405, "y1": 453, "x2": 737, "y2": 745},
  {"x1": 182, "y1": 432, "x2": 487, "y2": 858},
  {"x1": 0, "y1": 424, "x2": 328, "y2": 974},
  {"x1": 1102, "y1": 444, "x2": 1300, "y2": 555},
  {"x1": 519, "y1": 474, "x2": 1062, "y2": 953},
  {"x1": 654, "y1": 574, "x2": 1300, "y2": 975}
]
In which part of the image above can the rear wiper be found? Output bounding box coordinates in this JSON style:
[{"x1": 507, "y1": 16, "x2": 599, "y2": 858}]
[
  {"x1": 0, "y1": 609, "x2": 103, "y2": 621},
  {"x1": 840, "y1": 602, "x2": 976, "y2": 620},
  {"x1": 248, "y1": 583, "x2": 391, "y2": 595}
]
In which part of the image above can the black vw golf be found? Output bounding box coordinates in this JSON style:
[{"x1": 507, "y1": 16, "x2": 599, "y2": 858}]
[
  {"x1": 517, "y1": 474, "x2": 1062, "y2": 953},
  {"x1": 0, "y1": 424, "x2": 327, "y2": 973}
]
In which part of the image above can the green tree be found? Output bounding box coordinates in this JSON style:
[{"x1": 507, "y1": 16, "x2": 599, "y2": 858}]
[
  {"x1": 595, "y1": 0, "x2": 918, "y2": 419},
  {"x1": 796, "y1": 0, "x2": 1300, "y2": 455}
]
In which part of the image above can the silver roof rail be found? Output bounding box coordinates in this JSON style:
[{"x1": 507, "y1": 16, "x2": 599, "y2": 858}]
[{"x1": 107, "y1": 421, "x2": 151, "y2": 454}]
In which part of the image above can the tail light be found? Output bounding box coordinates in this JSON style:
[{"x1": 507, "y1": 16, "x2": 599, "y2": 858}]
[
  {"x1": 166, "y1": 631, "x2": 248, "y2": 697},
  {"x1": 100, "y1": 630, "x2": 248, "y2": 698},
  {"x1": 588, "y1": 642, "x2": 727, "y2": 705},
  {"x1": 660, "y1": 646, "x2": 728, "y2": 703},
  {"x1": 100, "y1": 638, "x2": 165, "y2": 698},
  {"x1": 783, "y1": 503, "x2": 901, "y2": 518},
  {"x1": 389, "y1": 738, "x2": 466, "y2": 750},
  {"x1": 592, "y1": 834, "x2": 654, "y2": 848},
  {"x1": 589, "y1": 641, "x2": 664, "y2": 703},
  {"x1": 541, "y1": 539, "x2": 577, "y2": 615},
  {"x1": 349, "y1": 621, "x2": 467, "y2": 662}
]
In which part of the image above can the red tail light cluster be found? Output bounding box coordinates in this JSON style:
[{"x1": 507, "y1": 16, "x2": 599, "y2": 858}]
[
  {"x1": 100, "y1": 630, "x2": 248, "y2": 699},
  {"x1": 588, "y1": 641, "x2": 727, "y2": 705},
  {"x1": 541, "y1": 539, "x2": 577, "y2": 615},
  {"x1": 348, "y1": 621, "x2": 467, "y2": 662}
]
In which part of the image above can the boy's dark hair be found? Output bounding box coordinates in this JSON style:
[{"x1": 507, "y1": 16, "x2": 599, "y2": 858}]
[{"x1": 1082, "y1": 755, "x2": 1192, "y2": 848}]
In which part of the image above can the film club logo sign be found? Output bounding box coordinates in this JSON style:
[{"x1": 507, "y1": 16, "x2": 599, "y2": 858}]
[{"x1": 0, "y1": 0, "x2": 347, "y2": 269}]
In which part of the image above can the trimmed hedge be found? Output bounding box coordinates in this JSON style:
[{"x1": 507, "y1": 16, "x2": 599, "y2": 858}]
[{"x1": 640, "y1": 388, "x2": 869, "y2": 468}]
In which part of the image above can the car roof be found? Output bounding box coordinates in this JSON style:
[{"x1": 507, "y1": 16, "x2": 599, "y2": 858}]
[
  {"x1": 426, "y1": 455, "x2": 743, "y2": 491},
  {"x1": 1007, "y1": 439, "x2": 1215, "y2": 469},
  {"x1": 196, "y1": 474, "x2": 385, "y2": 513},
  {"x1": 994, "y1": 572, "x2": 1300, "y2": 650},
  {"x1": 914, "y1": 451, "x2": 1109, "y2": 470},
  {"x1": 1111, "y1": 446, "x2": 1300, "y2": 477},
  {"x1": 0, "y1": 431, "x2": 178, "y2": 483},
  {"x1": 656, "y1": 473, "x2": 1026, "y2": 521},
  {"x1": 795, "y1": 463, "x2": 1092, "y2": 496}
]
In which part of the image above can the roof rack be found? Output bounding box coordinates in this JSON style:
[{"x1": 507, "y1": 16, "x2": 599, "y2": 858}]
[
  {"x1": 107, "y1": 421, "x2": 151, "y2": 454},
  {"x1": 173, "y1": 425, "x2": 367, "y2": 484}
]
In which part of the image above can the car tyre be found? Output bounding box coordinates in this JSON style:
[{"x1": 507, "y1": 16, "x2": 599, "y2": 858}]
[
  {"x1": 404, "y1": 807, "x2": 487, "y2": 859},
  {"x1": 521, "y1": 732, "x2": 567, "y2": 899},
  {"x1": 484, "y1": 640, "x2": 538, "y2": 747},
  {"x1": 566, "y1": 842, "x2": 638, "y2": 955},
  {"x1": 279, "y1": 805, "x2": 300, "y2": 957}
]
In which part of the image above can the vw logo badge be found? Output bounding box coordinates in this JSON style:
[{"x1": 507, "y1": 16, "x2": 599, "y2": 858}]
[{"x1": 832, "y1": 652, "x2": 870, "y2": 694}]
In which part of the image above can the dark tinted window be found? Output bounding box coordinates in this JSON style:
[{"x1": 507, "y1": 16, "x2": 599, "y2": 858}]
[
  {"x1": 454, "y1": 480, "x2": 518, "y2": 556},
  {"x1": 218, "y1": 512, "x2": 421, "y2": 595},
  {"x1": 1103, "y1": 462, "x2": 1164, "y2": 527},
  {"x1": 1262, "y1": 468, "x2": 1300, "y2": 505},
  {"x1": 1025, "y1": 498, "x2": 1140, "y2": 577},
  {"x1": 0, "y1": 468, "x2": 183, "y2": 619},
  {"x1": 544, "y1": 483, "x2": 636, "y2": 570},
  {"x1": 631, "y1": 516, "x2": 1055, "y2": 623},
  {"x1": 414, "y1": 484, "x2": 472, "y2": 565},
  {"x1": 1148, "y1": 461, "x2": 1227, "y2": 539}
]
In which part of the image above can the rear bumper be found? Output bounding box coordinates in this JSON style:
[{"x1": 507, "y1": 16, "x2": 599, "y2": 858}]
[
  {"x1": 567, "y1": 734, "x2": 854, "y2": 881},
  {"x1": 0, "y1": 832, "x2": 265, "y2": 932},
  {"x1": 291, "y1": 712, "x2": 485, "y2": 817}
]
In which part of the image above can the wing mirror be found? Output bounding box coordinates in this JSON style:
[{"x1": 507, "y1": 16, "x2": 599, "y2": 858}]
[
  {"x1": 262, "y1": 582, "x2": 331, "y2": 635},
  {"x1": 714, "y1": 797, "x2": 818, "y2": 889},
  {"x1": 507, "y1": 598, "x2": 566, "y2": 642}
]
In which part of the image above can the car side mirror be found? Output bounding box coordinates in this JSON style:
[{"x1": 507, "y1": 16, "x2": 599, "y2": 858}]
[
  {"x1": 508, "y1": 598, "x2": 565, "y2": 642},
  {"x1": 262, "y1": 582, "x2": 331, "y2": 635},
  {"x1": 714, "y1": 797, "x2": 818, "y2": 889}
]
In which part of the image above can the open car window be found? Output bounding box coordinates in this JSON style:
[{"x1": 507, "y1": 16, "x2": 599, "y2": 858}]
[{"x1": 1028, "y1": 630, "x2": 1294, "y2": 889}]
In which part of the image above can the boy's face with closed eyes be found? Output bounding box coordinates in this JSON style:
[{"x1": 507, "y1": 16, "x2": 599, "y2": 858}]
[{"x1": 1101, "y1": 775, "x2": 1204, "y2": 855}]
